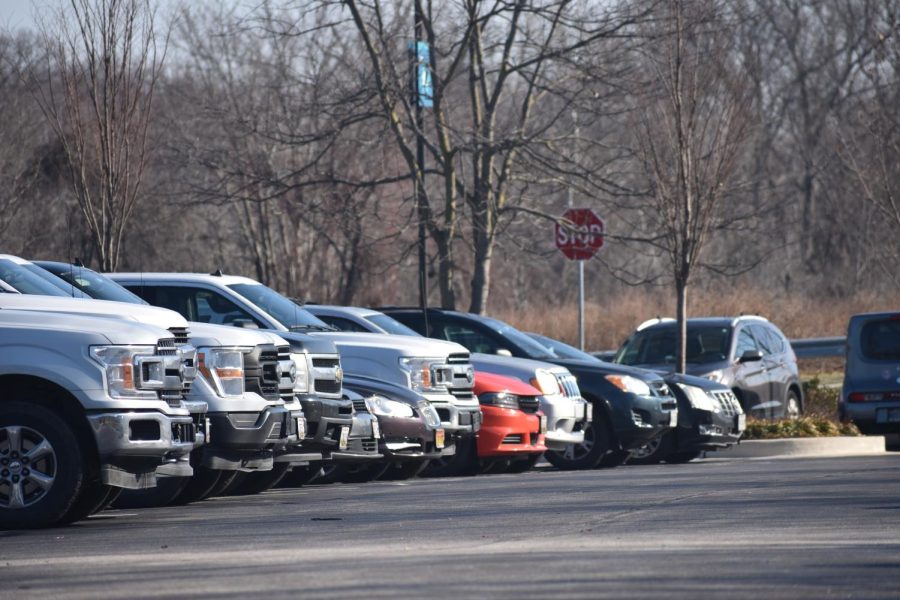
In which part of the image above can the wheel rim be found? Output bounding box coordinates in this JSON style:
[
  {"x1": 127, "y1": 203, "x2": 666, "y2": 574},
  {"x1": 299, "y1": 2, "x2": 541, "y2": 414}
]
[
  {"x1": 631, "y1": 437, "x2": 661, "y2": 459},
  {"x1": 0, "y1": 426, "x2": 57, "y2": 509},
  {"x1": 557, "y1": 424, "x2": 595, "y2": 462},
  {"x1": 786, "y1": 395, "x2": 801, "y2": 420}
]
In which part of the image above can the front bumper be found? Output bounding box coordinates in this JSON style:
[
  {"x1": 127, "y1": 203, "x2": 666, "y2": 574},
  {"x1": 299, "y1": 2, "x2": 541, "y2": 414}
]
[
  {"x1": 612, "y1": 394, "x2": 678, "y2": 450},
  {"x1": 330, "y1": 411, "x2": 382, "y2": 462},
  {"x1": 198, "y1": 405, "x2": 306, "y2": 471},
  {"x1": 675, "y1": 406, "x2": 744, "y2": 451},
  {"x1": 477, "y1": 406, "x2": 547, "y2": 458},
  {"x1": 375, "y1": 414, "x2": 445, "y2": 461},
  {"x1": 428, "y1": 398, "x2": 482, "y2": 435},
  {"x1": 88, "y1": 410, "x2": 198, "y2": 459},
  {"x1": 297, "y1": 395, "x2": 354, "y2": 453},
  {"x1": 541, "y1": 395, "x2": 590, "y2": 450}
]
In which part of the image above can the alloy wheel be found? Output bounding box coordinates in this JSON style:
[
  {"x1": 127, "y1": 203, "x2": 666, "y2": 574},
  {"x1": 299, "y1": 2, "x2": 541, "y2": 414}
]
[{"x1": 0, "y1": 425, "x2": 57, "y2": 509}]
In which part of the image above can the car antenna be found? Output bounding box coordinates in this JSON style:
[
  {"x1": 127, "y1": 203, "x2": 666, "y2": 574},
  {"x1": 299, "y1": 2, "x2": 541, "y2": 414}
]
[{"x1": 211, "y1": 268, "x2": 223, "y2": 277}]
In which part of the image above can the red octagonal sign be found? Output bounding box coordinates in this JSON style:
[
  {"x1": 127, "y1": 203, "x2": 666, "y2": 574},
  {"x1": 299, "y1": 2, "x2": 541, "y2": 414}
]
[{"x1": 555, "y1": 208, "x2": 604, "y2": 261}]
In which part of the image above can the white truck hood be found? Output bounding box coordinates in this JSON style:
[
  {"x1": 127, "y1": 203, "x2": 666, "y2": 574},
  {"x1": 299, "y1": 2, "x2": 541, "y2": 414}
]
[
  {"x1": 188, "y1": 322, "x2": 289, "y2": 348},
  {"x1": 0, "y1": 294, "x2": 188, "y2": 330},
  {"x1": 0, "y1": 308, "x2": 170, "y2": 346},
  {"x1": 314, "y1": 331, "x2": 468, "y2": 357}
]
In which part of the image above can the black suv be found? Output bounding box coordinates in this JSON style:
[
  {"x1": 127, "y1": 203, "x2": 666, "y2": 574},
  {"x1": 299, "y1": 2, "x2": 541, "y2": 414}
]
[
  {"x1": 381, "y1": 308, "x2": 678, "y2": 469},
  {"x1": 614, "y1": 316, "x2": 803, "y2": 419}
]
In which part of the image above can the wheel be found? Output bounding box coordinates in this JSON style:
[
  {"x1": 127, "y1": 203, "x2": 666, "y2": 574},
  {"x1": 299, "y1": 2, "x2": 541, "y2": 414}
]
[
  {"x1": 507, "y1": 454, "x2": 541, "y2": 473},
  {"x1": 628, "y1": 432, "x2": 674, "y2": 465},
  {"x1": 277, "y1": 463, "x2": 324, "y2": 488},
  {"x1": 784, "y1": 389, "x2": 802, "y2": 420},
  {"x1": 112, "y1": 477, "x2": 189, "y2": 509},
  {"x1": 597, "y1": 449, "x2": 630, "y2": 468},
  {"x1": 663, "y1": 451, "x2": 702, "y2": 464},
  {"x1": 479, "y1": 459, "x2": 511, "y2": 475},
  {"x1": 421, "y1": 437, "x2": 479, "y2": 477},
  {"x1": 228, "y1": 464, "x2": 292, "y2": 496},
  {"x1": 58, "y1": 480, "x2": 113, "y2": 525},
  {"x1": 336, "y1": 462, "x2": 390, "y2": 484},
  {"x1": 205, "y1": 470, "x2": 240, "y2": 498},
  {"x1": 169, "y1": 467, "x2": 223, "y2": 505},
  {"x1": 93, "y1": 487, "x2": 122, "y2": 514},
  {"x1": 0, "y1": 402, "x2": 85, "y2": 529},
  {"x1": 377, "y1": 460, "x2": 430, "y2": 481},
  {"x1": 544, "y1": 420, "x2": 611, "y2": 471}
]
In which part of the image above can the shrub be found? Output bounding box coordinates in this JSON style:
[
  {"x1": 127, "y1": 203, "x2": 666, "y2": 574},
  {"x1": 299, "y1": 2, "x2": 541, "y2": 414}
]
[{"x1": 743, "y1": 416, "x2": 860, "y2": 440}]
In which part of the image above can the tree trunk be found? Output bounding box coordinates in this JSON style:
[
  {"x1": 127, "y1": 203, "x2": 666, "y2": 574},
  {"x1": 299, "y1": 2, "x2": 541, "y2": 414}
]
[
  {"x1": 675, "y1": 276, "x2": 688, "y2": 374},
  {"x1": 468, "y1": 203, "x2": 492, "y2": 314},
  {"x1": 433, "y1": 229, "x2": 456, "y2": 309}
]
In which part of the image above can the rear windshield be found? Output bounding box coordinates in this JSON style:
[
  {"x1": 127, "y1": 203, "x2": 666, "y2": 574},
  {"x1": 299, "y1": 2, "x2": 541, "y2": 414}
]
[{"x1": 860, "y1": 318, "x2": 900, "y2": 360}]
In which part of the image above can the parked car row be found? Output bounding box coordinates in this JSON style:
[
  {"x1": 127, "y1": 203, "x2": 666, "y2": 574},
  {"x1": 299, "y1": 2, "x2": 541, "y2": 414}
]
[{"x1": 0, "y1": 254, "x2": 749, "y2": 529}]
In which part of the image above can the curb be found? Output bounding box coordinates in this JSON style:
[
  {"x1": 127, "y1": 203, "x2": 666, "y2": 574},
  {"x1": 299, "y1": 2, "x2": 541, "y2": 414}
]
[{"x1": 711, "y1": 436, "x2": 886, "y2": 459}]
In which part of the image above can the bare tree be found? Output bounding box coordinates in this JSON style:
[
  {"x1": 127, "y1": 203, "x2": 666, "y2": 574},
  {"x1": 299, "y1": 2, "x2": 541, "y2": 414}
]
[
  {"x1": 30, "y1": 0, "x2": 166, "y2": 271},
  {"x1": 630, "y1": 0, "x2": 754, "y2": 373}
]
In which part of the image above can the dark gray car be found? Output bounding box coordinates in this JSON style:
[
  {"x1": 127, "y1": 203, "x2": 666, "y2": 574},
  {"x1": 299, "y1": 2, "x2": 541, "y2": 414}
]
[
  {"x1": 839, "y1": 312, "x2": 900, "y2": 434},
  {"x1": 614, "y1": 316, "x2": 803, "y2": 419}
]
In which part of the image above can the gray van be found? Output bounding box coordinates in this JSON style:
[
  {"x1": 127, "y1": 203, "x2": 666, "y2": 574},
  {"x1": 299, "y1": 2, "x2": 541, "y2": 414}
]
[{"x1": 840, "y1": 312, "x2": 900, "y2": 434}]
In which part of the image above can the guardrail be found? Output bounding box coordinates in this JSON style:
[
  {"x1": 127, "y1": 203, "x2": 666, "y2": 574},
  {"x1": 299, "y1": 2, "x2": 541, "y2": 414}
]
[{"x1": 591, "y1": 336, "x2": 847, "y2": 362}]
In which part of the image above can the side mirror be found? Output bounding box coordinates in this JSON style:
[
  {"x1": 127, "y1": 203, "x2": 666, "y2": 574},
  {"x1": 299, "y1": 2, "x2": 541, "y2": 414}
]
[
  {"x1": 738, "y1": 349, "x2": 763, "y2": 363},
  {"x1": 496, "y1": 348, "x2": 513, "y2": 357}
]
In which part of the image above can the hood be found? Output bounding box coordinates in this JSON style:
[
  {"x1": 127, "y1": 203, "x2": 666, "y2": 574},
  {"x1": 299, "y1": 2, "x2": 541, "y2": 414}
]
[
  {"x1": 342, "y1": 374, "x2": 428, "y2": 406},
  {"x1": 472, "y1": 352, "x2": 569, "y2": 377},
  {"x1": 0, "y1": 294, "x2": 188, "y2": 331},
  {"x1": 188, "y1": 322, "x2": 288, "y2": 348},
  {"x1": 314, "y1": 331, "x2": 468, "y2": 358},
  {"x1": 269, "y1": 330, "x2": 338, "y2": 355},
  {"x1": 623, "y1": 361, "x2": 723, "y2": 378},
  {"x1": 663, "y1": 372, "x2": 730, "y2": 392},
  {"x1": 552, "y1": 357, "x2": 665, "y2": 382},
  {"x1": 474, "y1": 371, "x2": 541, "y2": 397},
  {"x1": 0, "y1": 309, "x2": 169, "y2": 346}
]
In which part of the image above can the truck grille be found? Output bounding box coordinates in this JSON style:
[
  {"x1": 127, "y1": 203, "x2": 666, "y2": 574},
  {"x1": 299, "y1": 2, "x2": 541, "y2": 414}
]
[
  {"x1": 276, "y1": 345, "x2": 295, "y2": 402},
  {"x1": 244, "y1": 344, "x2": 281, "y2": 402},
  {"x1": 554, "y1": 373, "x2": 581, "y2": 399},
  {"x1": 446, "y1": 353, "x2": 470, "y2": 364},
  {"x1": 311, "y1": 355, "x2": 342, "y2": 397},
  {"x1": 156, "y1": 338, "x2": 177, "y2": 356},
  {"x1": 352, "y1": 399, "x2": 369, "y2": 412},
  {"x1": 171, "y1": 421, "x2": 195, "y2": 443},
  {"x1": 712, "y1": 390, "x2": 740, "y2": 416},
  {"x1": 168, "y1": 327, "x2": 190, "y2": 345},
  {"x1": 519, "y1": 397, "x2": 540, "y2": 413},
  {"x1": 361, "y1": 438, "x2": 378, "y2": 453}
]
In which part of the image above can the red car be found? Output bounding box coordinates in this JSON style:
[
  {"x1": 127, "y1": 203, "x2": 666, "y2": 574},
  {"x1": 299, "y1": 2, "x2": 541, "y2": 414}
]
[{"x1": 474, "y1": 371, "x2": 547, "y2": 473}]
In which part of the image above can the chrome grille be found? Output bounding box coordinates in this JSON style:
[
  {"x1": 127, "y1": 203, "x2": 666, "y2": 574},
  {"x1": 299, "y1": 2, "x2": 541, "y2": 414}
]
[
  {"x1": 311, "y1": 355, "x2": 342, "y2": 397},
  {"x1": 156, "y1": 338, "x2": 177, "y2": 356},
  {"x1": 446, "y1": 353, "x2": 470, "y2": 364},
  {"x1": 553, "y1": 373, "x2": 581, "y2": 399},
  {"x1": 168, "y1": 327, "x2": 190, "y2": 345},
  {"x1": 352, "y1": 399, "x2": 368, "y2": 412},
  {"x1": 712, "y1": 390, "x2": 740, "y2": 417}
]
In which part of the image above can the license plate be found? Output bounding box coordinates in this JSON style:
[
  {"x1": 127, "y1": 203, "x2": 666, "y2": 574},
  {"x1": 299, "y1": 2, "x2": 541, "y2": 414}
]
[
  {"x1": 296, "y1": 417, "x2": 307, "y2": 440},
  {"x1": 372, "y1": 419, "x2": 381, "y2": 439},
  {"x1": 539, "y1": 415, "x2": 547, "y2": 434},
  {"x1": 668, "y1": 410, "x2": 678, "y2": 427},
  {"x1": 736, "y1": 413, "x2": 746, "y2": 430},
  {"x1": 435, "y1": 428, "x2": 445, "y2": 449},
  {"x1": 339, "y1": 426, "x2": 350, "y2": 450},
  {"x1": 876, "y1": 408, "x2": 900, "y2": 423}
]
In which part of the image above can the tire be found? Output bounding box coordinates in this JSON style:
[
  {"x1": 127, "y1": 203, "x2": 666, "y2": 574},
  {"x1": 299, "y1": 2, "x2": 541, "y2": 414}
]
[
  {"x1": 507, "y1": 453, "x2": 541, "y2": 474},
  {"x1": 0, "y1": 402, "x2": 85, "y2": 529},
  {"x1": 58, "y1": 480, "x2": 113, "y2": 525},
  {"x1": 597, "y1": 449, "x2": 630, "y2": 468},
  {"x1": 377, "y1": 460, "x2": 430, "y2": 481},
  {"x1": 544, "y1": 421, "x2": 611, "y2": 471},
  {"x1": 277, "y1": 463, "x2": 324, "y2": 488},
  {"x1": 421, "y1": 437, "x2": 479, "y2": 478},
  {"x1": 337, "y1": 462, "x2": 390, "y2": 484},
  {"x1": 169, "y1": 467, "x2": 223, "y2": 506},
  {"x1": 228, "y1": 464, "x2": 292, "y2": 496},
  {"x1": 785, "y1": 388, "x2": 802, "y2": 420},
  {"x1": 628, "y1": 432, "x2": 674, "y2": 466},
  {"x1": 663, "y1": 451, "x2": 702, "y2": 464},
  {"x1": 112, "y1": 477, "x2": 190, "y2": 509},
  {"x1": 479, "y1": 459, "x2": 511, "y2": 475},
  {"x1": 205, "y1": 470, "x2": 240, "y2": 498},
  {"x1": 93, "y1": 487, "x2": 122, "y2": 515}
]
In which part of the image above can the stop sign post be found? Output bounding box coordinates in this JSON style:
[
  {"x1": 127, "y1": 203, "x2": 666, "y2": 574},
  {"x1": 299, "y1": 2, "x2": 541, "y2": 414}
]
[{"x1": 555, "y1": 208, "x2": 604, "y2": 350}]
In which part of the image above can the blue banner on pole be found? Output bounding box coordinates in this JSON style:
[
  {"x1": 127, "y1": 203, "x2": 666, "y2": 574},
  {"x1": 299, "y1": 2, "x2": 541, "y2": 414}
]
[{"x1": 409, "y1": 41, "x2": 434, "y2": 108}]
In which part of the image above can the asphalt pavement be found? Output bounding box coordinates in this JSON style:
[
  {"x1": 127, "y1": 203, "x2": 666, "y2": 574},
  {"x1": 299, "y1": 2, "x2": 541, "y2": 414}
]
[{"x1": 2, "y1": 455, "x2": 899, "y2": 599}]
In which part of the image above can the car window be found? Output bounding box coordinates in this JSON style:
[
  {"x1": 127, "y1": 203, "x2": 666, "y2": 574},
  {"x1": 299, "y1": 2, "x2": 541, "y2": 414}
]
[
  {"x1": 735, "y1": 327, "x2": 759, "y2": 358},
  {"x1": 319, "y1": 315, "x2": 371, "y2": 333},
  {"x1": 615, "y1": 325, "x2": 731, "y2": 365},
  {"x1": 367, "y1": 314, "x2": 421, "y2": 337},
  {"x1": 860, "y1": 318, "x2": 900, "y2": 361},
  {"x1": 763, "y1": 325, "x2": 786, "y2": 354},
  {"x1": 0, "y1": 259, "x2": 71, "y2": 297},
  {"x1": 125, "y1": 284, "x2": 264, "y2": 327},
  {"x1": 749, "y1": 324, "x2": 773, "y2": 355},
  {"x1": 439, "y1": 322, "x2": 500, "y2": 354}
]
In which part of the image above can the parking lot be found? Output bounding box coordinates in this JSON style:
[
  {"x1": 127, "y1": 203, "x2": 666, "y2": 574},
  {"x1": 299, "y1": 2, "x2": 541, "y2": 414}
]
[{"x1": 3, "y1": 454, "x2": 899, "y2": 599}]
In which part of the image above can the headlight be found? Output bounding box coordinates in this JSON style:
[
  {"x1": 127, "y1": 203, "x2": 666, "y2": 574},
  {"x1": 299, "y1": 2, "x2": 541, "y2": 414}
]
[
  {"x1": 198, "y1": 347, "x2": 246, "y2": 398},
  {"x1": 531, "y1": 369, "x2": 561, "y2": 395},
  {"x1": 417, "y1": 400, "x2": 442, "y2": 427},
  {"x1": 399, "y1": 357, "x2": 448, "y2": 393},
  {"x1": 479, "y1": 392, "x2": 520, "y2": 409},
  {"x1": 90, "y1": 345, "x2": 158, "y2": 399},
  {"x1": 290, "y1": 352, "x2": 310, "y2": 394},
  {"x1": 365, "y1": 395, "x2": 415, "y2": 418},
  {"x1": 676, "y1": 383, "x2": 717, "y2": 411},
  {"x1": 604, "y1": 375, "x2": 652, "y2": 396}
]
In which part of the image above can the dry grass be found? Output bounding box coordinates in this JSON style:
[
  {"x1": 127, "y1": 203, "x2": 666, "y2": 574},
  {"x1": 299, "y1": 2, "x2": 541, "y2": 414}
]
[
  {"x1": 497, "y1": 286, "x2": 895, "y2": 351},
  {"x1": 742, "y1": 417, "x2": 861, "y2": 439}
]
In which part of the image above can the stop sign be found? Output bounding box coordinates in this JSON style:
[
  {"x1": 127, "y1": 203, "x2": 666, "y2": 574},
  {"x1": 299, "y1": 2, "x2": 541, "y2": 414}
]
[{"x1": 555, "y1": 208, "x2": 604, "y2": 260}]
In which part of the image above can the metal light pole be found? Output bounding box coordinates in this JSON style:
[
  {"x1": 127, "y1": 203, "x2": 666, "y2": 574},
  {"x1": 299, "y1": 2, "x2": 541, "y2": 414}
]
[
  {"x1": 567, "y1": 108, "x2": 585, "y2": 351},
  {"x1": 413, "y1": 2, "x2": 429, "y2": 333}
]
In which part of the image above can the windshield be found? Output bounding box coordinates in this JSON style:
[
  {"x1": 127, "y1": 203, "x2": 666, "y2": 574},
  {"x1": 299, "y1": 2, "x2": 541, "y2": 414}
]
[
  {"x1": 228, "y1": 283, "x2": 334, "y2": 330},
  {"x1": 39, "y1": 264, "x2": 146, "y2": 304},
  {"x1": 615, "y1": 325, "x2": 733, "y2": 366},
  {"x1": 368, "y1": 313, "x2": 422, "y2": 337},
  {"x1": 0, "y1": 259, "x2": 75, "y2": 297},
  {"x1": 478, "y1": 315, "x2": 556, "y2": 360},
  {"x1": 528, "y1": 333, "x2": 601, "y2": 362}
]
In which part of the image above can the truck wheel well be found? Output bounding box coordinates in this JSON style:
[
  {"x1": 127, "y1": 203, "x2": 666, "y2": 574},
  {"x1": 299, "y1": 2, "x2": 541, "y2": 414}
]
[{"x1": 0, "y1": 375, "x2": 99, "y2": 474}]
